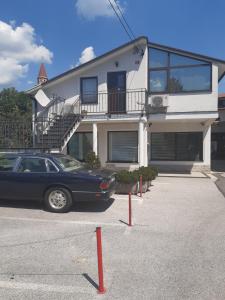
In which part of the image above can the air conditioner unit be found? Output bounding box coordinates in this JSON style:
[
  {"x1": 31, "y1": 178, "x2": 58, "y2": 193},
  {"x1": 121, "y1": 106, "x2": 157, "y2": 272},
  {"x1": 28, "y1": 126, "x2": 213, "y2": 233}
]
[{"x1": 149, "y1": 95, "x2": 169, "y2": 108}]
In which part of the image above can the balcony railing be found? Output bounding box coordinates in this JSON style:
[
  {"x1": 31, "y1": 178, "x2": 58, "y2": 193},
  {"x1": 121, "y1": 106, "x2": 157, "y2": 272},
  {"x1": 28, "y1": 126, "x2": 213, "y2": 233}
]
[{"x1": 80, "y1": 89, "x2": 147, "y2": 115}]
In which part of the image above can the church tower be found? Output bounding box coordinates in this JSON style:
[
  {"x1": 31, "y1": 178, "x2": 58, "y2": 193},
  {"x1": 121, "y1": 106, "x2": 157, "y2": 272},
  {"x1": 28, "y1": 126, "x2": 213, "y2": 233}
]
[{"x1": 37, "y1": 63, "x2": 48, "y2": 84}]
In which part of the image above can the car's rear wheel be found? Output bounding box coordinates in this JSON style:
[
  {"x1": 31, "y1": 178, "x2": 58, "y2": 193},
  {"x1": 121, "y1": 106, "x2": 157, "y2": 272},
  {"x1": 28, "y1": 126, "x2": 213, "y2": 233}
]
[{"x1": 44, "y1": 187, "x2": 73, "y2": 213}]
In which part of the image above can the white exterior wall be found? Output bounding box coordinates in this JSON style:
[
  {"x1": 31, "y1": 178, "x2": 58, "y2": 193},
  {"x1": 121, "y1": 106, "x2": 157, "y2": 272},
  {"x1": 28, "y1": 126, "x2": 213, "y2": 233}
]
[{"x1": 39, "y1": 41, "x2": 148, "y2": 115}]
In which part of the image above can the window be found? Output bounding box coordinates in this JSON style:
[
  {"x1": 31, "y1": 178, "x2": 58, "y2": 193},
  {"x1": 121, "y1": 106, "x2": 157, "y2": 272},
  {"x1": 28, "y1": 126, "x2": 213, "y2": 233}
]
[
  {"x1": 18, "y1": 158, "x2": 47, "y2": 173},
  {"x1": 67, "y1": 132, "x2": 93, "y2": 161},
  {"x1": 81, "y1": 77, "x2": 98, "y2": 104},
  {"x1": 151, "y1": 132, "x2": 203, "y2": 161},
  {"x1": 0, "y1": 155, "x2": 17, "y2": 172},
  {"x1": 108, "y1": 131, "x2": 138, "y2": 162},
  {"x1": 54, "y1": 156, "x2": 82, "y2": 172},
  {"x1": 150, "y1": 70, "x2": 167, "y2": 93},
  {"x1": 149, "y1": 47, "x2": 211, "y2": 94},
  {"x1": 47, "y1": 160, "x2": 58, "y2": 173},
  {"x1": 149, "y1": 48, "x2": 168, "y2": 68},
  {"x1": 170, "y1": 66, "x2": 211, "y2": 92}
]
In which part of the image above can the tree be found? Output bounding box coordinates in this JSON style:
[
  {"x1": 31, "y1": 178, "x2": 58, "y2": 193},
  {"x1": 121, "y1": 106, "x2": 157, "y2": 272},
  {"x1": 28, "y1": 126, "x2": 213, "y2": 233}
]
[{"x1": 0, "y1": 88, "x2": 32, "y2": 120}]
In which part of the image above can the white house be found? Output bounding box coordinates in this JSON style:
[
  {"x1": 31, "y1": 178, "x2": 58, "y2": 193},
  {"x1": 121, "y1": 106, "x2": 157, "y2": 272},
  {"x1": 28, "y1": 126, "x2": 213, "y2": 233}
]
[{"x1": 27, "y1": 36, "x2": 225, "y2": 172}]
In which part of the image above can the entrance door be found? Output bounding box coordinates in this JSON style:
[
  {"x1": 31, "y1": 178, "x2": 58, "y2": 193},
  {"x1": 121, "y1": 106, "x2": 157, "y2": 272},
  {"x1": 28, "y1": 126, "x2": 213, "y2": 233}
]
[{"x1": 107, "y1": 71, "x2": 126, "y2": 114}]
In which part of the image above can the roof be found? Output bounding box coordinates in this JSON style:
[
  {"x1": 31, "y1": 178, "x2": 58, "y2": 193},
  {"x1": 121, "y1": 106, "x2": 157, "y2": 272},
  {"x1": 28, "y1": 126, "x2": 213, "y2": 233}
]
[
  {"x1": 26, "y1": 36, "x2": 225, "y2": 94},
  {"x1": 38, "y1": 63, "x2": 48, "y2": 78}
]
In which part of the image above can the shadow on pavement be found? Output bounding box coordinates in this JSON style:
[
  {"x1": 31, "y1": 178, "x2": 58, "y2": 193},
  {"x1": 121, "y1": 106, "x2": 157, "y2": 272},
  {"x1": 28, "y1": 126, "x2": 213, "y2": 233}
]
[{"x1": 0, "y1": 198, "x2": 115, "y2": 213}]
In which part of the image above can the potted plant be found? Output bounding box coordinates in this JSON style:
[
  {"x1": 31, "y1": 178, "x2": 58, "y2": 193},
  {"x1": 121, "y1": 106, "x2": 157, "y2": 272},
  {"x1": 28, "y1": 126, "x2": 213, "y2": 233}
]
[
  {"x1": 137, "y1": 166, "x2": 158, "y2": 192},
  {"x1": 115, "y1": 170, "x2": 138, "y2": 194},
  {"x1": 85, "y1": 151, "x2": 101, "y2": 169}
]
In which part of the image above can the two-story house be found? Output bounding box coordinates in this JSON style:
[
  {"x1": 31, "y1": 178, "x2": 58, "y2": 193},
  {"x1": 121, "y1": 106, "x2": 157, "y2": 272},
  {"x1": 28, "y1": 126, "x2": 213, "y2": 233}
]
[{"x1": 27, "y1": 36, "x2": 225, "y2": 172}]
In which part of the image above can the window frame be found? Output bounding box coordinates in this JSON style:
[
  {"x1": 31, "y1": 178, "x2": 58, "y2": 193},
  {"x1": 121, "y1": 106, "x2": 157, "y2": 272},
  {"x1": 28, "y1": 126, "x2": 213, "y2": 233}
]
[
  {"x1": 148, "y1": 47, "x2": 212, "y2": 95},
  {"x1": 80, "y1": 76, "x2": 98, "y2": 104},
  {"x1": 16, "y1": 157, "x2": 48, "y2": 173},
  {"x1": 67, "y1": 131, "x2": 93, "y2": 162},
  {"x1": 150, "y1": 132, "x2": 203, "y2": 162},
  {"x1": 107, "y1": 131, "x2": 138, "y2": 163}
]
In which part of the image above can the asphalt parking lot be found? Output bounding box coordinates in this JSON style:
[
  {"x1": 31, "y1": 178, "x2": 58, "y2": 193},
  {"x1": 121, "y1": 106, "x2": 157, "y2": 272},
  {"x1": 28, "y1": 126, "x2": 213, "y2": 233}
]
[{"x1": 0, "y1": 176, "x2": 225, "y2": 299}]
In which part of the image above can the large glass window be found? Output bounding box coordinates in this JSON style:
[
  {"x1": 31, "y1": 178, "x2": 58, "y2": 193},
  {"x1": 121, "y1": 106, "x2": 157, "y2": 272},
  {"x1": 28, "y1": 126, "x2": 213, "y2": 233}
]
[
  {"x1": 108, "y1": 131, "x2": 138, "y2": 162},
  {"x1": 151, "y1": 132, "x2": 203, "y2": 161},
  {"x1": 149, "y1": 47, "x2": 211, "y2": 94},
  {"x1": 81, "y1": 77, "x2": 98, "y2": 104},
  {"x1": 170, "y1": 66, "x2": 211, "y2": 92},
  {"x1": 67, "y1": 132, "x2": 93, "y2": 161}
]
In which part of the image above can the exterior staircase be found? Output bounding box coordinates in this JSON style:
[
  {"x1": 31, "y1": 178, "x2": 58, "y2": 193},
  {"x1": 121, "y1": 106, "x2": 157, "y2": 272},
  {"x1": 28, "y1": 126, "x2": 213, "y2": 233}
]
[
  {"x1": 35, "y1": 113, "x2": 81, "y2": 151},
  {"x1": 35, "y1": 95, "x2": 82, "y2": 152}
]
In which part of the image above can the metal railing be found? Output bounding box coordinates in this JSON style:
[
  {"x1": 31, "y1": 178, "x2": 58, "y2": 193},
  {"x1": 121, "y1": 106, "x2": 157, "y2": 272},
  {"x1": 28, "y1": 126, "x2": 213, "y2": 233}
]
[
  {"x1": 80, "y1": 89, "x2": 147, "y2": 115},
  {"x1": 0, "y1": 120, "x2": 33, "y2": 149}
]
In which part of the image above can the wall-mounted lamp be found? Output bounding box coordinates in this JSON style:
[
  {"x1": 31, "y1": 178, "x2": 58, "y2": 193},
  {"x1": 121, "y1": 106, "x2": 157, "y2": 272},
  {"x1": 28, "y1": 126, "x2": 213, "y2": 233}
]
[{"x1": 115, "y1": 61, "x2": 119, "y2": 67}]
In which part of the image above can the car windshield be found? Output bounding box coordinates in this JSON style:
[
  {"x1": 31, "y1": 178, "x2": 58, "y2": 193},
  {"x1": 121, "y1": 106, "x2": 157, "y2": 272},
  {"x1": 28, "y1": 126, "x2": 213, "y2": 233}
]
[{"x1": 55, "y1": 155, "x2": 82, "y2": 172}]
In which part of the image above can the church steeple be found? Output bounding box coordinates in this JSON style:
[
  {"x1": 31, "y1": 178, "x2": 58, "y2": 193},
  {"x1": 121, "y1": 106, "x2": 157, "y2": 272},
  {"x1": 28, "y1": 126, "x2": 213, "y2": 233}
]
[{"x1": 37, "y1": 63, "x2": 48, "y2": 84}]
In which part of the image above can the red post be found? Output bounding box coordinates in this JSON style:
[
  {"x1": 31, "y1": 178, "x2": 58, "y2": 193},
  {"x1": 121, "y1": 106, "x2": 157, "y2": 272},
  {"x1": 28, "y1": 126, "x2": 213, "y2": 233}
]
[
  {"x1": 140, "y1": 175, "x2": 143, "y2": 197},
  {"x1": 129, "y1": 192, "x2": 132, "y2": 226},
  {"x1": 96, "y1": 227, "x2": 106, "y2": 294}
]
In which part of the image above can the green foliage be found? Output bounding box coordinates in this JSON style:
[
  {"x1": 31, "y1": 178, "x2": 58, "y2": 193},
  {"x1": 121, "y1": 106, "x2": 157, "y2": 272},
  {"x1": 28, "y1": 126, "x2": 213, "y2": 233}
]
[
  {"x1": 85, "y1": 151, "x2": 101, "y2": 169},
  {"x1": 0, "y1": 87, "x2": 32, "y2": 120},
  {"x1": 115, "y1": 170, "x2": 138, "y2": 184},
  {"x1": 115, "y1": 166, "x2": 158, "y2": 184},
  {"x1": 137, "y1": 166, "x2": 158, "y2": 181}
]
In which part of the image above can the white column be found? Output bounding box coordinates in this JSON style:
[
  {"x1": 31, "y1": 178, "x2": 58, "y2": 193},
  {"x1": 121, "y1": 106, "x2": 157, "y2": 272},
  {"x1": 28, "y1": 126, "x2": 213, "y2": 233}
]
[
  {"x1": 143, "y1": 124, "x2": 148, "y2": 166},
  {"x1": 203, "y1": 124, "x2": 211, "y2": 169},
  {"x1": 139, "y1": 120, "x2": 144, "y2": 166},
  {"x1": 93, "y1": 122, "x2": 98, "y2": 155}
]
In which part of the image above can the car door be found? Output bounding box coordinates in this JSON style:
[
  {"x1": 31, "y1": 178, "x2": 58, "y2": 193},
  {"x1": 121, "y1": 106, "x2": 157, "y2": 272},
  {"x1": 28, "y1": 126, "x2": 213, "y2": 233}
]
[
  {"x1": 13, "y1": 157, "x2": 50, "y2": 200},
  {"x1": 0, "y1": 154, "x2": 19, "y2": 199}
]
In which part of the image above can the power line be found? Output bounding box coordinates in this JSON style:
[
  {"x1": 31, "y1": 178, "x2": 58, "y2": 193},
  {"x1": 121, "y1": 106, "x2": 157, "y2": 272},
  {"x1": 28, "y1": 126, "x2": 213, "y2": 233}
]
[
  {"x1": 112, "y1": 0, "x2": 136, "y2": 40},
  {"x1": 107, "y1": 0, "x2": 133, "y2": 41}
]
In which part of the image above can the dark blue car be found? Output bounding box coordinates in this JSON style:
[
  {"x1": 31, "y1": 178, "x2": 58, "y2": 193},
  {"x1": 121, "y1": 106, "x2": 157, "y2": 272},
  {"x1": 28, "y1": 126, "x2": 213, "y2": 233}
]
[{"x1": 0, "y1": 153, "x2": 116, "y2": 213}]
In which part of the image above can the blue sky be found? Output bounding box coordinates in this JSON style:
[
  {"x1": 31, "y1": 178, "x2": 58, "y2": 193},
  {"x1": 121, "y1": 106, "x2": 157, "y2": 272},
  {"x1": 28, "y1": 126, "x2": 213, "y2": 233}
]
[{"x1": 1, "y1": 0, "x2": 225, "y2": 92}]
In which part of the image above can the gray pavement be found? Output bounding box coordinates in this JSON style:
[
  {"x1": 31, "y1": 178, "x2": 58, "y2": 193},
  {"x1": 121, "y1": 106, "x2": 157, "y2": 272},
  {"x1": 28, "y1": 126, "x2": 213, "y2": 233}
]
[{"x1": 0, "y1": 176, "x2": 225, "y2": 299}]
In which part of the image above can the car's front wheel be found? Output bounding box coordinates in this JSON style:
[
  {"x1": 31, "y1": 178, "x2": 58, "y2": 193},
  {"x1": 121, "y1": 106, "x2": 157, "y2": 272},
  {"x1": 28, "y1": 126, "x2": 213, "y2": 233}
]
[{"x1": 44, "y1": 187, "x2": 73, "y2": 213}]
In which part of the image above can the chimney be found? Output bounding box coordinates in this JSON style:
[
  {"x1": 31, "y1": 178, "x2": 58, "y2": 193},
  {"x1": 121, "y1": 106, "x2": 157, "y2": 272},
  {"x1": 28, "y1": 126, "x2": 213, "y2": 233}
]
[{"x1": 37, "y1": 63, "x2": 48, "y2": 84}]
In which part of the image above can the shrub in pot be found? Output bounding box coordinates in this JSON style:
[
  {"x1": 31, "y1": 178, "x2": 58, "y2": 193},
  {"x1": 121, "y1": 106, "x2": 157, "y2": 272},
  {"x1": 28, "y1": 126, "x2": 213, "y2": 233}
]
[
  {"x1": 115, "y1": 170, "x2": 138, "y2": 194},
  {"x1": 137, "y1": 166, "x2": 158, "y2": 192}
]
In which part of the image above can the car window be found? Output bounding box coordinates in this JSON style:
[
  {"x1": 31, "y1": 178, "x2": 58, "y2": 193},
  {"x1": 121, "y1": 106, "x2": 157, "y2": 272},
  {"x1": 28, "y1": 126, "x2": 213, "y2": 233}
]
[
  {"x1": 47, "y1": 160, "x2": 58, "y2": 173},
  {"x1": 18, "y1": 157, "x2": 47, "y2": 173},
  {"x1": 0, "y1": 154, "x2": 17, "y2": 172},
  {"x1": 54, "y1": 155, "x2": 82, "y2": 172}
]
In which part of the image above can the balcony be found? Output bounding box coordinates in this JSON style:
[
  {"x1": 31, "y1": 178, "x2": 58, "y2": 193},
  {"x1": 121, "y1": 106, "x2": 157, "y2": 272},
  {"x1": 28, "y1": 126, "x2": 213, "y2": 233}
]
[{"x1": 80, "y1": 89, "x2": 147, "y2": 116}]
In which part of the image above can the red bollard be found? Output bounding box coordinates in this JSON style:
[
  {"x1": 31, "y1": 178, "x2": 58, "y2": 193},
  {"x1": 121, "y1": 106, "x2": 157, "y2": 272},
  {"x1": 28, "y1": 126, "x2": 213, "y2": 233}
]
[
  {"x1": 140, "y1": 175, "x2": 143, "y2": 198},
  {"x1": 129, "y1": 192, "x2": 132, "y2": 226},
  {"x1": 96, "y1": 227, "x2": 106, "y2": 294}
]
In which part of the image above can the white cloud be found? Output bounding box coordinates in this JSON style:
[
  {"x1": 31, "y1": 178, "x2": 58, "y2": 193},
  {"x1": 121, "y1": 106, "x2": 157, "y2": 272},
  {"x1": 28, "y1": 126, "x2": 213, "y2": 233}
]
[
  {"x1": 0, "y1": 20, "x2": 53, "y2": 86},
  {"x1": 76, "y1": 46, "x2": 96, "y2": 66},
  {"x1": 75, "y1": 0, "x2": 125, "y2": 20},
  {"x1": 0, "y1": 58, "x2": 28, "y2": 86}
]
